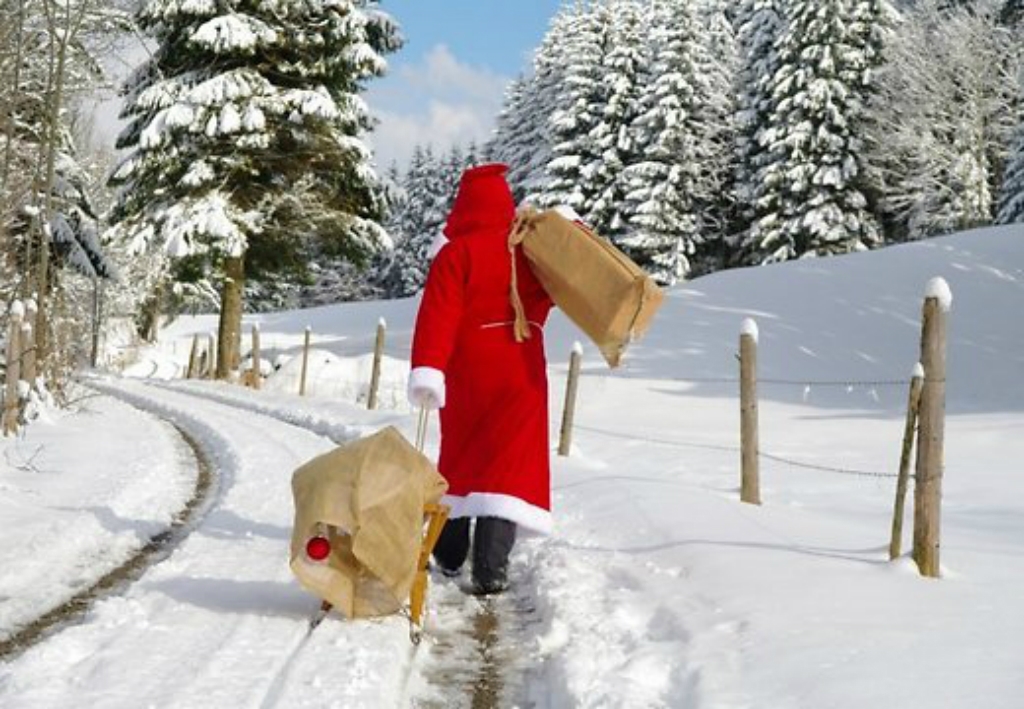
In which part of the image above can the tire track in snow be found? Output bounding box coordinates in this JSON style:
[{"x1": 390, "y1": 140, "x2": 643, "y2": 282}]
[
  {"x1": 0, "y1": 380, "x2": 363, "y2": 708},
  {"x1": 0, "y1": 416, "x2": 214, "y2": 661}
]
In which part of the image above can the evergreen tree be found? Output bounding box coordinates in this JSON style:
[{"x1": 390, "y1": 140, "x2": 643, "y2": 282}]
[
  {"x1": 998, "y1": 123, "x2": 1024, "y2": 223},
  {"x1": 377, "y1": 145, "x2": 461, "y2": 297},
  {"x1": 617, "y1": 0, "x2": 705, "y2": 284},
  {"x1": 488, "y1": 75, "x2": 530, "y2": 199},
  {"x1": 537, "y1": 2, "x2": 613, "y2": 216},
  {"x1": 588, "y1": 0, "x2": 649, "y2": 241},
  {"x1": 490, "y1": 7, "x2": 575, "y2": 202},
  {"x1": 110, "y1": 0, "x2": 400, "y2": 372},
  {"x1": 1001, "y1": 0, "x2": 1024, "y2": 25},
  {"x1": 747, "y1": 0, "x2": 885, "y2": 263},
  {"x1": 732, "y1": 0, "x2": 786, "y2": 257}
]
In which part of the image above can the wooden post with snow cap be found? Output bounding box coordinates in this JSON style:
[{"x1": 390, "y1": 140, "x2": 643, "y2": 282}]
[
  {"x1": 299, "y1": 326, "x2": 311, "y2": 397},
  {"x1": 3, "y1": 302, "x2": 24, "y2": 436},
  {"x1": 186, "y1": 334, "x2": 200, "y2": 379},
  {"x1": 250, "y1": 324, "x2": 261, "y2": 390},
  {"x1": 913, "y1": 278, "x2": 951, "y2": 578},
  {"x1": 890, "y1": 364, "x2": 924, "y2": 560},
  {"x1": 367, "y1": 318, "x2": 386, "y2": 410},
  {"x1": 559, "y1": 342, "x2": 584, "y2": 457},
  {"x1": 739, "y1": 318, "x2": 761, "y2": 505}
]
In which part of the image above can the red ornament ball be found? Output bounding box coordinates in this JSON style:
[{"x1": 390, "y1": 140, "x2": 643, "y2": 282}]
[{"x1": 305, "y1": 536, "x2": 331, "y2": 561}]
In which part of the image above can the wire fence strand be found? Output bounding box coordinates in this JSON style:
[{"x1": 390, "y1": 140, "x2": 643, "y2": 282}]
[
  {"x1": 582, "y1": 372, "x2": 911, "y2": 389},
  {"x1": 574, "y1": 424, "x2": 900, "y2": 481}
]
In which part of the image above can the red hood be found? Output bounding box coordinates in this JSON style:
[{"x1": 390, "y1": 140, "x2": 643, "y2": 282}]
[{"x1": 443, "y1": 163, "x2": 515, "y2": 239}]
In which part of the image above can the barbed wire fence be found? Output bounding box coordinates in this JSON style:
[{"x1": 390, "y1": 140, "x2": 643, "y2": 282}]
[{"x1": 557, "y1": 281, "x2": 952, "y2": 579}]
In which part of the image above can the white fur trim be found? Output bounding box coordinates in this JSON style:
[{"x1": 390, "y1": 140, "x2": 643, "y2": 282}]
[
  {"x1": 408, "y1": 366, "x2": 445, "y2": 409},
  {"x1": 426, "y1": 231, "x2": 449, "y2": 259},
  {"x1": 441, "y1": 492, "x2": 553, "y2": 536}
]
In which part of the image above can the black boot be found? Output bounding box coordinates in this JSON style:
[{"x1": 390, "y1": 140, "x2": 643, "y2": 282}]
[
  {"x1": 432, "y1": 517, "x2": 470, "y2": 577},
  {"x1": 471, "y1": 517, "x2": 517, "y2": 595}
]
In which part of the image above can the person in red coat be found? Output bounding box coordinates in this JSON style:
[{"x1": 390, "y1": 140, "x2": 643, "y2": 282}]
[{"x1": 408, "y1": 163, "x2": 553, "y2": 595}]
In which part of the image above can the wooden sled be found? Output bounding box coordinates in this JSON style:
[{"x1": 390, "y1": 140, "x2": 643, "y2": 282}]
[
  {"x1": 314, "y1": 501, "x2": 449, "y2": 644},
  {"x1": 409, "y1": 502, "x2": 450, "y2": 643}
]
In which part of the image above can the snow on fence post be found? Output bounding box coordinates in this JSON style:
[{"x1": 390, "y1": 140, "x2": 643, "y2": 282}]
[
  {"x1": 890, "y1": 365, "x2": 924, "y2": 560},
  {"x1": 186, "y1": 334, "x2": 199, "y2": 379},
  {"x1": 913, "y1": 278, "x2": 951, "y2": 578},
  {"x1": 739, "y1": 319, "x2": 761, "y2": 505},
  {"x1": 558, "y1": 342, "x2": 583, "y2": 457},
  {"x1": 367, "y1": 318, "x2": 386, "y2": 410},
  {"x1": 299, "y1": 326, "x2": 312, "y2": 397},
  {"x1": 250, "y1": 324, "x2": 261, "y2": 390},
  {"x1": 3, "y1": 302, "x2": 24, "y2": 436}
]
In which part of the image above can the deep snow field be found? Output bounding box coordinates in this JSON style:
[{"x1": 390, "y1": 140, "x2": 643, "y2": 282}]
[{"x1": 2, "y1": 225, "x2": 1024, "y2": 708}]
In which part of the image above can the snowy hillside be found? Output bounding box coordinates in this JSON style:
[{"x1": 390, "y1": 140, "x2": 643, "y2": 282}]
[{"x1": 2, "y1": 225, "x2": 1024, "y2": 708}]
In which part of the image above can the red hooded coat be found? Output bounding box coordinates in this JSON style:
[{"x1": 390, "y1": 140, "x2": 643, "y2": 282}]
[{"x1": 411, "y1": 164, "x2": 554, "y2": 534}]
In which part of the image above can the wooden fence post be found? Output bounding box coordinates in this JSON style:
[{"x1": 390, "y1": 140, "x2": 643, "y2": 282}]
[
  {"x1": 20, "y1": 322, "x2": 35, "y2": 385},
  {"x1": 299, "y1": 326, "x2": 311, "y2": 397},
  {"x1": 739, "y1": 318, "x2": 761, "y2": 505},
  {"x1": 3, "y1": 303, "x2": 24, "y2": 436},
  {"x1": 25, "y1": 299, "x2": 38, "y2": 381},
  {"x1": 186, "y1": 334, "x2": 199, "y2": 379},
  {"x1": 913, "y1": 278, "x2": 951, "y2": 578},
  {"x1": 558, "y1": 342, "x2": 583, "y2": 456},
  {"x1": 889, "y1": 365, "x2": 924, "y2": 560},
  {"x1": 367, "y1": 318, "x2": 386, "y2": 410},
  {"x1": 250, "y1": 324, "x2": 261, "y2": 390},
  {"x1": 206, "y1": 333, "x2": 216, "y2": 380}
]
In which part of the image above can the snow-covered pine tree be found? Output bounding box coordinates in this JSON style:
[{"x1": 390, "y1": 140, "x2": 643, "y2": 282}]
[
  {"x1": 1002, "y1": 0, "x2": 1024, "y2": 25},
  {"x1": 489, "y1": 76, "x2": 532, "y2": 199},
  {"x1": 489, "y1": 6, "x2": 575, "y2": 203},
  {"x1": 587, "y1": 0, "x2": 649, "y2": 242},
  {"x1": 109, "y1": 0, "x2": 400, "y2": 372},
  {"x1": 747, "y1": 0, "x2": 885, "y2": 263},
  {"x1": 616, "y1": 0, "x2": 705, "y2": 284},
  {"x1": 536, "y1": 1, "x2": 613, "y2": 217},
  {"x1": 997, "y1": 125, "x2": 1024, "y2": 224},
  {"x1": 377, "y1": 145, "x2": 456, "y2": 297},
  {"x1": 732, "y1": 0, "x2": 786, "y2": 259}
]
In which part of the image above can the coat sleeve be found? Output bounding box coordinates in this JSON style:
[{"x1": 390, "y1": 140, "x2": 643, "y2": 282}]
[{"x1": 411, "y1": 242, "x2": 467, "y2": 372}]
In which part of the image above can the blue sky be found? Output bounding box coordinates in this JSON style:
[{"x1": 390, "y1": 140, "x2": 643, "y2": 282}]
[
  {"x1": 365, "y1": 1, "x2": 564, "y2": 168},
  {"x1": 381, "y1": 1, "x2": 563, "y2": 75}
]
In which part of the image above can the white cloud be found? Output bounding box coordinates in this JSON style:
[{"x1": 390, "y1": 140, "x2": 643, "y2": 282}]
[
  {"x1": 87, "y1": 41, "x2": 509, "y2": 171},
  {"x1": 365, "y1": 44, "x2": 511, "y2": 169}
]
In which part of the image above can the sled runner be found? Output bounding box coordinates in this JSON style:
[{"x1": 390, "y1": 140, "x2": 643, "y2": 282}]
[
  {"x1": 289, "y1": 419, "x2": 449, "y2": 641},
  {"x1": 508, "y1": 206, "x2": 664, "y2": 368}
]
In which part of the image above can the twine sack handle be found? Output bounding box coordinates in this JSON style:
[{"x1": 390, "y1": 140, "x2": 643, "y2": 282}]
[{"x1": 508, "y1": 207, "x2": 540, "y2": 343}]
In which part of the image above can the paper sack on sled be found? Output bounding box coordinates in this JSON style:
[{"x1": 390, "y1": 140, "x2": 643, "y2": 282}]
[
  {"x1": 289, "y1": 426, "x2": 448, "y2": 620},
  {"x1": 508, "y1": 207, "x2": 664, "y2": 368}
]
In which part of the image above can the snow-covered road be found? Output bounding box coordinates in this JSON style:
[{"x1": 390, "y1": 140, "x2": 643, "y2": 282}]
[{"x1": 0, "y1": 379, "x2": 424, "y2": 708}]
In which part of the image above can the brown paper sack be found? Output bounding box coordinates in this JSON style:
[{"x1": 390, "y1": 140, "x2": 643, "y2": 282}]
[
  {"x1": 290, "y1": 426, "x2": 448, "y2": 619},
  {"x1": 510, "y1": 208, "x2": 664, "y2": 368}
]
